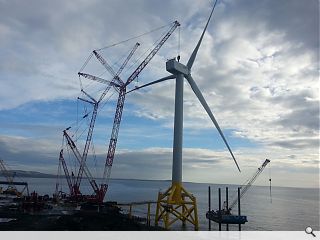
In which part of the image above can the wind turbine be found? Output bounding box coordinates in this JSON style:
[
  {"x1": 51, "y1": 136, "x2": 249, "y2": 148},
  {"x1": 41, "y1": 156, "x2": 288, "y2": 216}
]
[{"x1": 128, "y1": 0, "x2": 241, "y2": 230}]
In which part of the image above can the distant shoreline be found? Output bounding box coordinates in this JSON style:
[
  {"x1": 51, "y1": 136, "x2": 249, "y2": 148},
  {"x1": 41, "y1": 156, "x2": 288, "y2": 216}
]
[{"x1": 2, "y1": 170, "x2": 318, "y2": 189}]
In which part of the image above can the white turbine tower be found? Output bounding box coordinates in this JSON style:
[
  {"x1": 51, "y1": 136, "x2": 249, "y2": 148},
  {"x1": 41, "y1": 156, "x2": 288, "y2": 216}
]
[{"x1": 128, "y1": 0, "x2": 241, "y2": 230}]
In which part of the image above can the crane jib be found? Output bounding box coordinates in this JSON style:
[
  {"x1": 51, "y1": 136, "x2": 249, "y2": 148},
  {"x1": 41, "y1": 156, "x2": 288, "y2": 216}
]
[
  {"x1": 228, "y1": 159, "x2": 271, "y2": 210},
  {"x1": 125, "y1": 21, "x2": 180, "y2": 87},
  {"x1": 102, "y1": 21, "x2": 180, "y2": 196},
  {"x1": 64, "y1": 20, "x2": 180, "y2": 202}
]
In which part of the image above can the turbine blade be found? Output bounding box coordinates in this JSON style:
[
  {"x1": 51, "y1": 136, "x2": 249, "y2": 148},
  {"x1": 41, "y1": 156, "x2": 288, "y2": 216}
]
[
  {"x1": 187, "y1": 0, "x2": 218, "y2": 70},
  {"x1": 126, "y1": 75, "x2": 175, "y2": 94},
  {"x1": 185, "y1": 74, "x2": 241, "y2": 172}
]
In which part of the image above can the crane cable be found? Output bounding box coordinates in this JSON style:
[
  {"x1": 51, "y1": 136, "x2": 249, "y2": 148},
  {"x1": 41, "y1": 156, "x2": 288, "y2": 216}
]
[
  {"x1": 110, "y1": 46, "x2": 137, "y2": 75},
  {"x1": 79, "y1": 52, "x2": 94, "y2": 73},
  {"x1": 177, "y1": 25, "x2": 181, "y2": 61},
  {"x1": 71, "y1": 80, "x2": 115, "y2": 136},
  {"x1": 94, "y1": 22, "x2": 173, "y2": 52},
  {"x1": 269, "y1": 163, "x2": 272, "y2": 203},
  {"x1": 78, "y1": 35, "x2": 142, "y2": 86},
  {"x1": 124, "y1": 21, "x2": 176, "y2": 75},
  {"x1": 76, "y1": 99, "x2": 79, "y2": 141},
  {"x1": 65, "y1": 141, "x2": 76, "y2": 184},
  {"x1": 73, "y1": 90, "x2": 116, "y2": 142},
  {"x1": 90, "y1": 139, "x2": 98, "y2": 178},
  {"x1": 56, "y1": 136, "x2": 65, "y2": 194},
  {"x1": 78, "y1": 21, "x2": 176, "y2": 92}
]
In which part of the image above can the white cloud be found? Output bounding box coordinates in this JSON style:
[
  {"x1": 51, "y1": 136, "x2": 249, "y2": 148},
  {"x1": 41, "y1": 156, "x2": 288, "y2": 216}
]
[
  {"x1": 1, "y1": 133, "x2": 318, "y2": 188},
  {"x1": 0, "y1": 0, "x2": 318, "y2": 188}
]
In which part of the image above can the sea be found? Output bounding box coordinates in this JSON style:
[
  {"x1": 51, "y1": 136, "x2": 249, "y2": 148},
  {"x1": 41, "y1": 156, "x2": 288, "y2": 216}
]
[{"x1": 1, "y1": 177, "x2": 319, "y2": 231}]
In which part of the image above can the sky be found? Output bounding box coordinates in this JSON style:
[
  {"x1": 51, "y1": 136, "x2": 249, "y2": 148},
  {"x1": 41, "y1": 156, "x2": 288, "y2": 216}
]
[{"x1": 0, "y1": 0, "x2": 319, "y2": 189}]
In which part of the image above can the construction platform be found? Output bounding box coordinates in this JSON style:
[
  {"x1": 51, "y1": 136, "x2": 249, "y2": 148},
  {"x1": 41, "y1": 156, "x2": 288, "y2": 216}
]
[{"x1": 206, "y1": 210, "x2": 247, "y2": 224}]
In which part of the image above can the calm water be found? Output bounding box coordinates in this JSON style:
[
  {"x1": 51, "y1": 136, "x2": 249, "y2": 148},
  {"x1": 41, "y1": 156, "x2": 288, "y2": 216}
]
[{"x1": 2, "y1": 177, "x2": 319, "y2": 231}]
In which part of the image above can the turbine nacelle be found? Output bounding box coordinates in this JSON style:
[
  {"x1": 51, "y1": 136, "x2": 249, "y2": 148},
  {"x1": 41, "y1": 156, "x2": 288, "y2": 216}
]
[{"x1": 166, "y1": 59, "x2": 189, "y2": 76}]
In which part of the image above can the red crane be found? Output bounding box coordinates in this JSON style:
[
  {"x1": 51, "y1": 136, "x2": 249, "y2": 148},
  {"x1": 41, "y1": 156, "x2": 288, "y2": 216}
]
[
  {"x1": 56, "y1": 100, "x2": 101, "y2": 200},
  {"x1": 57, "y1": 43, "x2": 140, "y2": 202},
  {"x1": 74, "y1": 89, "x2": 99, "y2": 195},
  {"x1": 58, "y1": 149, "x2": 73, "y2": 194},
  {"x1": 69, "y1": 43, "x2": 140, "y2": 200},
  {"x1": 101, "y1": 20, "x2": 180, "y2": 197},
  {"x1": 63, "y1": 130, "x2": 104, "y2": 201},
  {"x1": 72, "y1": 21, "x2": 179, "y2": 202}
]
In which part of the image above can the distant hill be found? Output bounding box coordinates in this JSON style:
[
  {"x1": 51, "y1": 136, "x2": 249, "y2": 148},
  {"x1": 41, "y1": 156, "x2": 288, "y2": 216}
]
[{"x1": 3, "y1": 170, "x2": 56, "y2": 179}]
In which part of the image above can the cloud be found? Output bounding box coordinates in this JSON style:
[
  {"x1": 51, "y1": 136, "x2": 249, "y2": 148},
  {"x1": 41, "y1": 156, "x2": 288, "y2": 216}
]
[
  {"x1": 127, "y1": 0, "x2": 319, "y2": 154},
  {"x1": 0, "y1": 0, "x2": 318, "y2": 188},
  {"x1": 0, "y1": 0, "x2": 221, "y2": 105},
  {"x1": 0, "y1": 135, "x2": 60, "y2": 173},
  {"x1": 0, "y1": 131, "x2": 318, "y2": 188}
]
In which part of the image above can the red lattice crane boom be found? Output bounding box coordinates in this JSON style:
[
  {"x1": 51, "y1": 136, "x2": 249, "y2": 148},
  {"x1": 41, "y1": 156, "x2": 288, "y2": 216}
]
[
  {"x1": 101, "y1": 21, "x2": 180, "y2": 197},
  {"x1": 66, "y1": 43, "x2": 140, "y2": 202},
  {"x1": 63, "y1": 130, "x2": 105, "y2": 201},
  {"x1": 58, "y1": 149, "x2": 73, "y2": 195},
  {"x1": 75, "y1": 90, "x2": 99, "y2": 189},
  {"x1": 63, "y1": 22, "x2": 179, "y2": 203}
]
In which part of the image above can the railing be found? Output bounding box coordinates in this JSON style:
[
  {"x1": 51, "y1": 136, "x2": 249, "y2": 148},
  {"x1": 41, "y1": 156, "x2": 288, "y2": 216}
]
[{"x1": 116, "y1": 201, "x2": 157, "y2": 226}]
